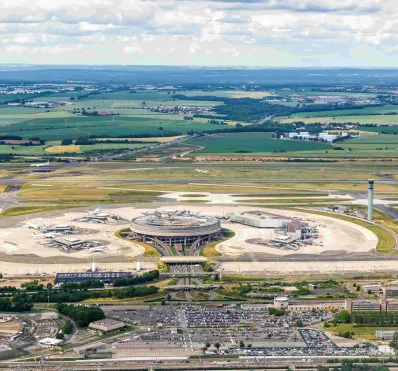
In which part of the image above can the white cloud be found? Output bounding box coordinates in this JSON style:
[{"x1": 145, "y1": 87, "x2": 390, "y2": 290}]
[
  {"x1": 123, "y1": 45, "x2": 143, "y2": 53},
  {"x1": 0, "y1": 0, "x2": 396, "y2": 66}
]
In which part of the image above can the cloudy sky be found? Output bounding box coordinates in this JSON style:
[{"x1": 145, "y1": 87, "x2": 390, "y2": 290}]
[{"x1": 0, "y1": 0, "x2": 396, "y2": 66}]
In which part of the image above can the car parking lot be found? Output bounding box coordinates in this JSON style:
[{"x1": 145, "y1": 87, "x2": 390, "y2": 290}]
[
  {"x1": 106, "y1": 306, "x2": 182, "y2": 327},
  {"x1": 105, "y1": 304, "x2": 375, "y2": 358}
]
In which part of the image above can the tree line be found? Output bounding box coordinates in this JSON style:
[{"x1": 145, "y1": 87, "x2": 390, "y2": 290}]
[
  {"x1": 57, "y1": 303, "x2": 105, "y2": 327},
  {"x1": 0, "y1": 293, "x2": 33, "y2": 312},
  {"x1": 113, "y1": 270, "x2": 159, "y2": 287},
  {"x1": 31, "y1": 284, "x2": 159, "y2": 303}
]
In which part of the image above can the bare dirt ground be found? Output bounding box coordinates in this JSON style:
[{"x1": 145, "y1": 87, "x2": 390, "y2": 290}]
[{"x1": 0, "y1": 321, "x2": 21, "y2": 336}]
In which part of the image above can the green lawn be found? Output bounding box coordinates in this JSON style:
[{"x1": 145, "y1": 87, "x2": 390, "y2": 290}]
[
  {"x1": 0, "y1": 206, "x2": 73, "y2": 216},
  {"x1": 18, "y1": 187, "x2": 163, "y2": 199},
  {"x1": 330, "y1": 324, "x2": 398, "y2": 340},
  {"x1": 115, "y1": 228, "x2": 161, "y2": 258}
]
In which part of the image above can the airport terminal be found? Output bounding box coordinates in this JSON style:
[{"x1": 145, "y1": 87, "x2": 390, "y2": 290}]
[{"x1": 129, "y1": 210, "x2": 222, "y2": 255}]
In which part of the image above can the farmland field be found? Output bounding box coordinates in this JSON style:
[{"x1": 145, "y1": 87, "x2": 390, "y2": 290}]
[
  {"x1": 0, "y1": 116, "x2": 223, "y2": 141},
  {"x1": 290, "y1": 105, "x2": 398, "y2": 117},
  {"x1": 180, "y1": 90, "x2": 272, "y2": 98},
  {"x1": 359, "y1": 126, "x2": 398, "y2": 134},
  {"x1": 275, "y1": 90, "x2": 377, "y2": 98},
  {"x1": 187, "y1": 132, "x2": 332, "y2": 154},
  {"x1": 279, "y1": 114, "x2": 398, "y2": 125},
  {"x1": 45, "y1": 142, "x2": 154, "y2": 154},
  {"x1": 3, "y1": 87, "x2": 398, "y2": 158}
]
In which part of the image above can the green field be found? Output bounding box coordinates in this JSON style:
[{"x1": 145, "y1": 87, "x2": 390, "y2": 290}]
[
  {"x1": 329, "y1": 324, "x2": 398, "y2": 340},
  {"x1": 0, "y1": 145, "x2": 48, "y2": 155},
  {"x1": 188, "y1": 132, "x2": 332, "y2": 154},
  {"x1": 0, "y1": 141, "x2": 157, "y2": 156},
  {"x1": 3, "y1": 88, "x2": 398, "y2": 160},
  {"x1": 360, "y1": 126, "x2": 398, "y2": 134},
  {"x1": 338, "y1": 135, "x2": 398, "y2": 151},
  {"x1": 276, "y1": 90, "x2": 377, "y2": 98},
  {"x1": 0, "y1": 206, "x2": 73, "y2": 216},
  {"x1": 18, "y1": 187, "x2": 163, "y2": 199},
  {"x1": 0, "y1": 94, "x2": 39, "y2": 104},
  {"x1": 291, "y1": 105, "x2": 398, "y2": 118},
  {"x1": 280, "y1": 114, "x2": 398, "y2": 125},
  {"x1": 0, "y1": 116, "x2": 222, "y2": 141}
]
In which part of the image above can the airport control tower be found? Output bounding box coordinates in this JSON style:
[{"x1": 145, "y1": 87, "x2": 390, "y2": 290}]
[{"x1": 368, "y1": 179, "x2": 374, "y2": 221}]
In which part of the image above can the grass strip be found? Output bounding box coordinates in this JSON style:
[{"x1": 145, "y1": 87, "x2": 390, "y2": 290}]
[
  {"x1": 199, "y1": 229, "x2": 236, "y2": 257},
  {"x1": 0, "y1": 206, "x2": 73, "y2": 216},
  {"x1": 115, "y1": 228, "x2": 161, "y2": 258}
]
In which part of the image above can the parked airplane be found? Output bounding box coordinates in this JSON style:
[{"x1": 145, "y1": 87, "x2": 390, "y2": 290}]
[
  {"x1": 25, "y1": 218, "x2": 40, "y2": 230},
  {"x1": 34, "y1": 232, "x2": 61, "y2": 238},
  {"x1": 86, "y1": 208, "x2": 108, "y2": 216},
  {"x1": 86, "y1": 208, "x2": 101, "y2": 215},
  {"x1": 88, "y1": 246, "x2": 106, "y2": 252},
  {"x1": 30, "y1": 161, "x2": 50, "y2": 168}
]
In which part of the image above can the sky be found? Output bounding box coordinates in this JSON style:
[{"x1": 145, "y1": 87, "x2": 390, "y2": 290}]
[{"x1": 0, "y1": 0, "x2": 397, "y2": 67}]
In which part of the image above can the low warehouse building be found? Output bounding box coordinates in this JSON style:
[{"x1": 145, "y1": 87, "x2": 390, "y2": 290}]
[
  {"x1": 383, "y1": 286, "x2": 398, "y2": 298},
  {"x1": 240, "y1": 304, "x2": 269, "y2": 311},
  {"x1": 73, "y1": 342, "x2": 107, "y2": 355},
  {"x1": 231, "y1": 211, "x2": 293, "y2": 228},
  {"x1": 37, "y1": 338, "x2": 63, "y2": 348},
  {"x1": 55, "y1": 271, "x2": 133, "y2": 285},
  {"x1": 231, "y1": 211, "x2": 302, "y2": 239},
  {"x1": 274, "y1": 297, "x2": 289, "y2": 309},
  {"x1": 376, "y1": 330, "x2": 397, "y2": 340},
  {"x1": 88, "y1": 318, "x2": 125, "y2": 334},
  {"x1": 363, "y1": 284, "x2": 383, "y2": 294}
]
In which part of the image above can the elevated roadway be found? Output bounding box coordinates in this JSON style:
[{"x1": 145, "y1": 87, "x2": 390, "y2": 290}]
[{"x1": 160, "y1": 272, "x2": 216, "y2": 277}]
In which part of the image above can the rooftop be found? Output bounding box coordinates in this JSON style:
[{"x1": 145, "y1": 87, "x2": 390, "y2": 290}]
[
  {"x1": 56, "y1": 271, "x2": 133, "y2": 279},
  {"x1": 133, "y1": 210, "x2": 218, "y2": 229},
  {"x1": 235, "y1": 211, "x2": 291, "y2": 220},
  {"x1": 90, "y1": 318, "x2": 125, "y2": 327},
  {"x1": 160, "y1": 256, "x2": 207, "y2": 263}
]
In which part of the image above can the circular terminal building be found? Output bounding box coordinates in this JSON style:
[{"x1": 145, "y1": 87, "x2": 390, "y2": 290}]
[{"x1": 130, "y1": 210, "x2": 221, "y2": 255}]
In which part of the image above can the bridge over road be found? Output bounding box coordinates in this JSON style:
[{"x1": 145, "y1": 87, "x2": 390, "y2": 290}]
[
  {"x1": 160, "y1": 272, "x2": 218, "y2": 278},
  {"x1": 163, "y1": 284, "x2": 218, "y2": 290}
]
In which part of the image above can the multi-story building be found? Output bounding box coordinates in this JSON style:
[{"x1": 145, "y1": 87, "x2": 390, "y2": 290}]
[
  {"x1": 345, "y1": 299, "x2": 382, "y2": 313},
  {"x1": 383, "y1": 286, "x2": 398, "y2": 298}
]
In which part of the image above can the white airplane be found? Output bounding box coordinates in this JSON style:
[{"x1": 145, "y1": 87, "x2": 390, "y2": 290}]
[
  {"x1": 88, "y1": 246, "x2": 106, "y2": 252},
  {"x1": 30, "y1": 161, "x2": 50, "y2": 168},
  {"x1": 86, "y1": 208, "x2": 108, "y2": 216},
  {"x1": 34, "y1": 232, "x2": 61, "y2": 238},
  {"x1": 25, "y1": 218, "x2": 39, "y2": 230}
]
